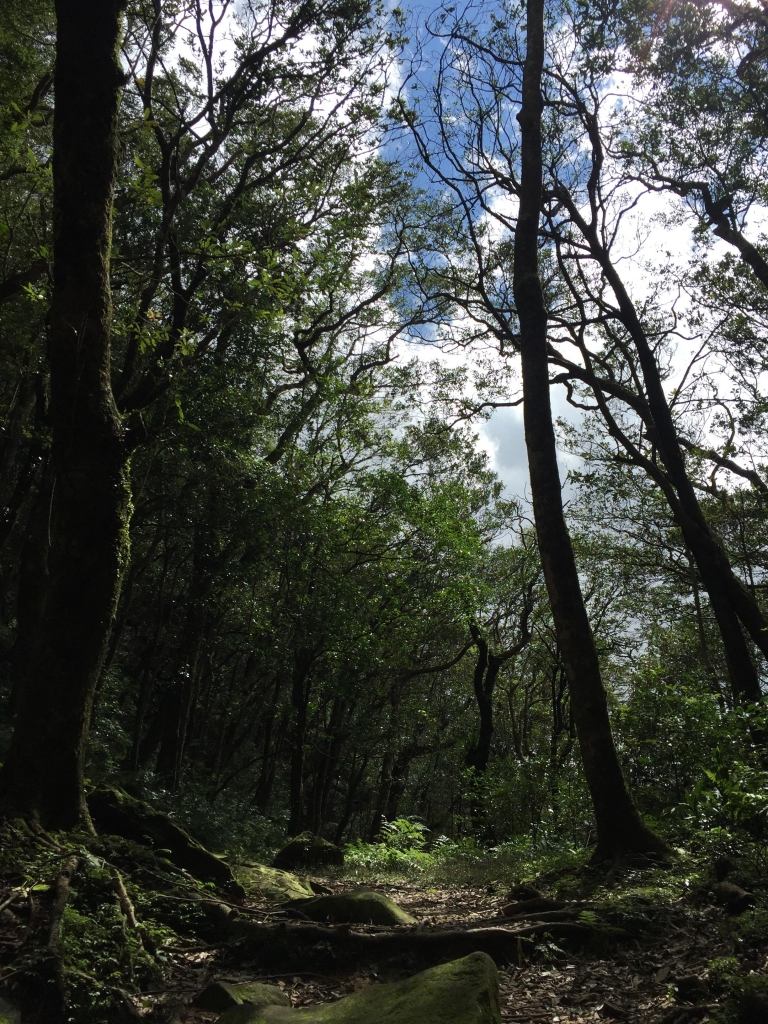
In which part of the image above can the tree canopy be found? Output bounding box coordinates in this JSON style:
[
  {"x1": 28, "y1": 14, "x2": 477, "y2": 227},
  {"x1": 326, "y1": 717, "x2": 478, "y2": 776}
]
[{"x1": 1, "y1": 0, "x2": 768, "y2": 898}]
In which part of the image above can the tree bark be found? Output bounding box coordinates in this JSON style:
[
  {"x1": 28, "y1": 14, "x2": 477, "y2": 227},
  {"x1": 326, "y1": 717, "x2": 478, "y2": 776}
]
[
  {"x1": 513, "y1": 0, "x2": 669, "y2": 863},
  {"x1": 0, "y1": 0, "x2": 129, "y2": 828},
  {"x1": 309, "y1": 696, "x2": 347, "y2": 834},
  {"x1": 465, "y1": 631, "x2": 493, "y2": 774},
  {"x1": 465, "y1": 608, "x2": 533, "y2": 776}
]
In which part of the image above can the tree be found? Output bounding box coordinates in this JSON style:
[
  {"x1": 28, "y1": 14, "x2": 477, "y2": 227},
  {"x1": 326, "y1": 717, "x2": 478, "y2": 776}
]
[
  {"x1": 0, "y1": 0, "x2": 129, "y2": 827},
  {"x1": 0, "y1": 0, "x2": 396, "y2": 827},
  {"x1": 396, "y1": 0, "x2": 669, "y2": 861},
  {"x1": 512, "y1": 0, "x2": 668, "y2": 862}
]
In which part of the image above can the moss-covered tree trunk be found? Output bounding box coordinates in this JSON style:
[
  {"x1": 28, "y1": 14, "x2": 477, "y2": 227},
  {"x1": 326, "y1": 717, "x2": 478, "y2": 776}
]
[
  {"x1": 513, "y1": 0, "x2": 669, "y2": 862},
  {"x1": 0, "y1": 0, "x2": 129, "y2": 828}
]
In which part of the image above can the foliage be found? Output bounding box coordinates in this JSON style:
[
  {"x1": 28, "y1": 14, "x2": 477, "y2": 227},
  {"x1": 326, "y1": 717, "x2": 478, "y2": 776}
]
[
  {"x1": 345, "y1": 819, "x2": 434, "y2": 873},
  {"x1": 5, "y1": 0, "x2": 768, "y2": 909}
]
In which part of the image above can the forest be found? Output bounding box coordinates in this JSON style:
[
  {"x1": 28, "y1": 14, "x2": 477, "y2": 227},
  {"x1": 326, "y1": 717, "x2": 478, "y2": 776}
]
[{"x1": 1, "y1": 0, "x2": 768, "y2": 1021}]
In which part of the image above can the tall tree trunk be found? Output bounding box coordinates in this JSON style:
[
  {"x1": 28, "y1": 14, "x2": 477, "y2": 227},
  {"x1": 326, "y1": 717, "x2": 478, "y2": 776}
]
[
  {"x1": 513, "y1": 0, "x2": 669, "y2": 863},
  {"x1": 156, "y1": 531, "x2": 215, "y2": 786},
  {"x1": 369, "y1": 746, "x2": 395, "y2": 841},
  {"x1": 0, "y1": 0, "x2": 129, "y2": 829},
  {"x1": 334, "y1": 752, "x2": 369, "y2": 846},
  {"x1": 4, "y1": 461, "x2": 52, "y2": 712},
  {"x1": 309, "y1": 696, "x2": 347, "y2": 835},
  {"x1": 465, "y1": 612, "x2": 531, "y2": 776},
  {"x1": 464, "y1": 640, "x2": 502, "y2": 839},
  {"x1": 465, "y1": 632, "x2": 492, "y2": 774},
  {"x1": 253, "y1": 675, "x2": 284, "y2": 811},
  {"x1": 288, "y1": 647, "x2": 313, "y2": 835}
]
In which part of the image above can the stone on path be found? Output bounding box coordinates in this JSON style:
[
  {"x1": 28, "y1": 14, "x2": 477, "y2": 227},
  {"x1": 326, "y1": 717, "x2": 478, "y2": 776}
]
[
  {"x1": 194, "y1": 981, "x2": 289, "y2": 1012},
  {"x1": 273, "y1": 832, "x2": 344, "y2": 870},
  {"x1": 217, "y1": 952, "x2": 501, "y2": 1024},
  {"x1": 505, "y1": 884, "x2": 542, "y2": 902},
  {"x1": 283, "y1": 888, "x2": 416, "y2": 926},
  {"x1": 708, "y1": 881, "x2": 756, "y2": 916}
]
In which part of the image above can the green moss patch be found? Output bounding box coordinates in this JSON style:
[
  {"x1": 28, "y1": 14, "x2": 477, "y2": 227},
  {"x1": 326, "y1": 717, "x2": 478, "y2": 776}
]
[
  {"x1": 273, "y1": 833, "x2": 344, "y2": 871},
  {"x1": 284, "y1": 888, "x2": 417, "y2": 925},
  {"x1": 218, "y1": 952, "x2": 501, "y2": 1024},
  {"x1": 236, "y1": 863, "x2": 315, "y2": 901}
]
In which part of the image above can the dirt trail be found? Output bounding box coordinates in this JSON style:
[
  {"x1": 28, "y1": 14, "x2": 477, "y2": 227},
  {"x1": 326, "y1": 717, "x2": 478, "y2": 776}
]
[{"x1": 147, "y1": 874, "x2": 746, "y2": 1024}]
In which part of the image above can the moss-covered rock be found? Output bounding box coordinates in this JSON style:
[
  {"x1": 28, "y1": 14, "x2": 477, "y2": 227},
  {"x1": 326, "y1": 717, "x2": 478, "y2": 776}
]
[
  {"x1": 194, "y1": 981, "x2": 289, "y2": 1011},
  {"x1": 87, "y1": 788, "x2": 244, "y2": 898},
  {"x1": 217, "y1": 952, "x2": 501, "y2": 1024},
  {"x1": 237, "y1": 863, "x2": 315, "y2": 901},
  {"x1": 273, "y1": 833, "x2": 344, "y2": 870},
  {"x1": 284, "y1": 888, "x2": 416, "y2": 926}
]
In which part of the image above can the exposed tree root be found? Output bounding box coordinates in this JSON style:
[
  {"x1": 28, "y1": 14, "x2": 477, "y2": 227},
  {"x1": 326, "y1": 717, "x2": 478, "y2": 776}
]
[
  {"x1": 36, "y1": 854, "x2": 79, "y2": 1024},
  {"x1": 206, "y1": 904, "x2": 628, "y2": 970}
]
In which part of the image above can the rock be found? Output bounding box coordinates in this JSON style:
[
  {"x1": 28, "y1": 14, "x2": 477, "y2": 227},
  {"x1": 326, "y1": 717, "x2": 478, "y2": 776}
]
[
  {"x1": 658, "y1": 1008, "x2": 708, "y2": 1024},
  {"x1": 673, "y1": 976, "x2": 710, "y2": 1004},
  {"x1": 708, "y1": 881, "x2": 756, "y2": 915},
  {"x1": 87, "y1": 787, "x2": 244, "y2": 898},
  {"x1": 217, "y1": 951, "x2": 501, "y2": 1024},
  {"x1": 598, "y1": 1002, "x2": 628, "y2": 1019},
  {"x1": 194, "y1": 981, "x2": 289, "y2": 1011},
  {"x1": 506, "y1": 884, "x2": 543, "y2": 902},
  {"x1": 502, "y1": 897, "x2": 567, "y2": 917},
  {"x1": 310, "y1": 880, "x2": 333, "y2": 895},
  {"x1": 282, "y1": 889, "x2": 417, "y2": 926},
  {"x1": 273, "y1": 832, "x2": 344, "y2": 871},
  {"x1": 237, "y1": 862, "x2": 315, "y2": 901}
]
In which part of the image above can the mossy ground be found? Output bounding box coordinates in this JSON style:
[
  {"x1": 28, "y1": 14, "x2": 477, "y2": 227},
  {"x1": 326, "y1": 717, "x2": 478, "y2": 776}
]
[
  {"x1": 0, "y1": 819, "x2": 220, "y2": 1022},
  {"x1": 217, "y1": 953, "x2": 501, "y2": 1024},
  {"x1": 234, "y1": 863, "x2": 315, "y2": 902}
]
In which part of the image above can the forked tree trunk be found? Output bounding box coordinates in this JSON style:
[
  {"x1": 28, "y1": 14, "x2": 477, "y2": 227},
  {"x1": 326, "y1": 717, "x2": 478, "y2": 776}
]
[
  {"x1": 513, "y1": 0, "x2": 669, "y2": 863},
  {"x1": 465, "y1": 633, "x2": 494, "y2": 775},
  {"x1": 575, "y1": 218, "x2": 765, "y2": 704},
  {"x1": 0, "y1": 0, "x2": 129, "y2": 829},
  {"x1": 556, "y1": 180, "x2": 766, "y2": 704}
]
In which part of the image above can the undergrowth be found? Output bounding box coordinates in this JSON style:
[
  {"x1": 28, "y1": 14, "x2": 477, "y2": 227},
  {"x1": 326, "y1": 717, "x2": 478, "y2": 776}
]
[
  {"x1": 342, "y1": 816, "x2": 588, "y2": 886},
  {"x1": 0, "y1": 819, "x2": 214, "y2": 1023}
]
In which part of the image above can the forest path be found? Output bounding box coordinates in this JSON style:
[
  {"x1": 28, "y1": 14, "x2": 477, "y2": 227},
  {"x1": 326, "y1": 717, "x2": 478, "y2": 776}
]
[{"x1": 152, "y1": 872, "x2": 740, "y2": 1024}]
